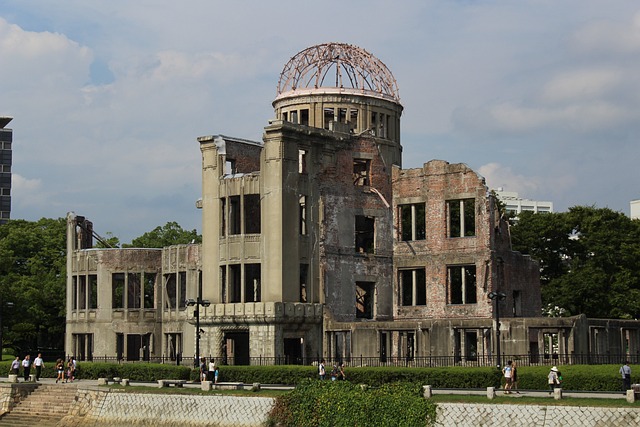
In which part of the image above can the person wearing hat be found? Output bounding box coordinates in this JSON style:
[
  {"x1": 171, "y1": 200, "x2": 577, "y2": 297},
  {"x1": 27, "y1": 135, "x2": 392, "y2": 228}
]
[{"x1": 548, "y1": 366, "x2": 560, "y2": 394}]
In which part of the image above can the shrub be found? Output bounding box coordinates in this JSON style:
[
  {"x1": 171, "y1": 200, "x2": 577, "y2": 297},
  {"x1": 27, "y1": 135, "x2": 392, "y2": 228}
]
[{"x1": 266, "y1": 379, "x2": 437, "y2": 427}]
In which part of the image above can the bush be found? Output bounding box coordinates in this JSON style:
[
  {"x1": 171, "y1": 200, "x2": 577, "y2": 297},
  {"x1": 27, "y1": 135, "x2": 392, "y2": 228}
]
[{"x1": 266, "y1": 379, "x2": 437, "y2": 427}]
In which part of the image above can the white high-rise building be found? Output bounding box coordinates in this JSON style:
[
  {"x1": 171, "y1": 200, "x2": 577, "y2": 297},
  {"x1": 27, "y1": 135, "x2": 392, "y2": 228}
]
[{"x1": 493, "y1": 188, "x2": 553, "y2": 216}]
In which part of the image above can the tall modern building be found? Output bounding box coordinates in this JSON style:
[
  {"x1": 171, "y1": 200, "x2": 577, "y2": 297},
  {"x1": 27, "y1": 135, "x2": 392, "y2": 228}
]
[{"x1": 0, "y1": 117, "x2": 12, "y2": 225}]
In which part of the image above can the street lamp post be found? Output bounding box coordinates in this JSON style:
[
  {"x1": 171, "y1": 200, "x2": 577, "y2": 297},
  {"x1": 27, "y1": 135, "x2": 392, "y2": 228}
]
[
  {"x1": 185, "y1": 297, "x2": 210, "y2": 368},
  {"x1": 488, "y1": 291, "x2": 506, "y2": 369}
]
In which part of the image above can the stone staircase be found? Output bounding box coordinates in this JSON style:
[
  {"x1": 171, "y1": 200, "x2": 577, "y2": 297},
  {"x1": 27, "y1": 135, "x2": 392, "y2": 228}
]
[{"x1": 0, "y1": 383, "x2": 78, "y2": 426}]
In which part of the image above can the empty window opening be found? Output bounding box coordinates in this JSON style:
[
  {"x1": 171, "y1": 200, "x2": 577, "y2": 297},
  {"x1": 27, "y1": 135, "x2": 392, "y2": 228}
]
[
  {"x1": 229, "y1": 196, "x2": 241, "y2": 235},
  {"x1": 165, "y1": 333, "x2": 182, "y2": 361},
  {"x1": 244, "y1": 194, "x2": 261, "y2": 234},
  {"x1": 300, "y1": 264, "x2": 308, "y2": 303},
  {"x1": 323, "y1": 108, "x2": 334, "y2": 129},
  {"x1": 400, "y1": 203, "x2": 426, "y2": 241},
  {"x1": 356, "y1": 281, "x2": 375, "y2": 319},
  {"x1": 300, "y1": 109, "x2": 309, "y2": 126},
  {"x1": 338, "y1": 108, "x2": 347, "y2": 123},
  {"x1": 112, "y1": 273, "x2": 125, "y2": 309},
  {"x1": 72, "y1": 277, "x2": 77, "y2": 310},
  {"x1": 220, "y1": 267, "x2": 227, "y2": 303},
  {"x1": 513, "y1": 290, "x2": 522, "y2": 317},
  {"x1": 353, "y1": 159, "x2": 370, "y2": 186},
  {"x1": 225, "y1": 159, "x2": 236, "y2": 175},
  {"x1": 371, "y1": 112, "x2": 378, "y2": 136},
  {"x1": 349, "y1": 109, "x2": 358, "y2": 129},
  {"x1": 400, "y1": 268, "x2": 426, "y2": 306},
  {"x1": 221, "y1": 198, "x2": 226, "y2": 237},
  {"x1": 229, "y1": 264, "x2": 241, "y2": 303},
  {"x1": 127, "y1": 272, "x2": 141, "y2": 309},
  {"x1": 378, "y1": 113, "x2": 386, "y2": 138},
  {"x1": 291, "y1": 110, "x2": 298, "y2": 124},
  {"x1": 355, "y1": 215, "x2": 375, "y2": 254},
  {"x1": 544, "y1": 332, "x2": 560, "y2": 356},
  {"x1": 448, "y1": 199, "x2": 476, "y2": 237},
  {"x1": 244, "y1": 264, "x2": 261, "y2": 303},
  {"x1": 282, "y1": 111, "x2": 288, "y2": 122},
  {"x1": 72, "y1": 333, "x2": 93, "y2": 361},
  {"x1": 78, "y1": 275, "x2": 86, "y2": 310},
  {"x1": 299, "y1": 195, "x2": 307, "y2": 235},
  {"x1": 164, "y1": 274, "x2": 177, "y2": 309},
  {"x1": 298, "y1": 149, "x2": 308, "y2": 174},
  {"x1": 144, "y1": 273, "x2": 155, "y2": 309},
  {"x1": 448, "y1": 265, "x2": 477, "y2": 304},
  {"x1": 178, "y1": 272, "x2": 187, "y2": 309},
  {"x1": 89, "y1": 274, "x2": 98, "y2": 309}
]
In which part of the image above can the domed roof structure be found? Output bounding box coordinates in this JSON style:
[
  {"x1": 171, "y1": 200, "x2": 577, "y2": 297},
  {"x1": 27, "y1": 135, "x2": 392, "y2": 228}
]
[{"x1": 276, "y1": 42, "x2": 400, "y2": 103}]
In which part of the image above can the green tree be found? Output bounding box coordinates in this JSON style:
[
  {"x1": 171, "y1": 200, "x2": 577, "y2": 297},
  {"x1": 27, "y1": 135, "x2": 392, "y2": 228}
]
[
  {"x1": 123, "y1": 221, "x2": 201, "y2": 248},
  {"x1": 0, "y1": 218, "x2": 67, "y2": 355},
  {"x1": 510, "y1": 206, "x2": 640, "y2": 319}
]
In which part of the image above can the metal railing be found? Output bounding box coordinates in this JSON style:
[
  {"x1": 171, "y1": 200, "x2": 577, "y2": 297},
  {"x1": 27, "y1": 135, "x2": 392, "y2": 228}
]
[{"x1": 68, "y1": 353, "x2": 640, "y2": 367}]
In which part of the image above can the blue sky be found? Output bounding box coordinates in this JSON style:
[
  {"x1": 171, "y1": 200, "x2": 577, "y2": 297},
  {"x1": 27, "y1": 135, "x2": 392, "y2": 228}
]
[{"x1": 1, "y1": 1, "x2": 640, "y2": 243}]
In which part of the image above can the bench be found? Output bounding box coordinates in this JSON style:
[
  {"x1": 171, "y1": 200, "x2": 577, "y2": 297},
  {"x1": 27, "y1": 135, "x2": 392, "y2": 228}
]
[
  {"x1": 158, "y1": 379, "x2": 187, "y2": 388},
  {"x1": 97, "y1": 377, "x2": 130, "y2": 386}
]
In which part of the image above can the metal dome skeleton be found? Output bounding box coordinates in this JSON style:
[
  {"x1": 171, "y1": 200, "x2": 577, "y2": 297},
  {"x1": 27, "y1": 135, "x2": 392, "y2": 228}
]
[{"x1": 276, "y1": 43, "x2": 400, "y2": 103}]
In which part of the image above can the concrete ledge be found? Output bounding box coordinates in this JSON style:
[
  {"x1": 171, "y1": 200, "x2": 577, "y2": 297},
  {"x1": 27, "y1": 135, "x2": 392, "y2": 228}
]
[
  {"x1": 212, "y1": 382, "x2": 242, "y2": 390},
  {"x1": 157, "y1": 380, "x2": 186, "y2": 388}
]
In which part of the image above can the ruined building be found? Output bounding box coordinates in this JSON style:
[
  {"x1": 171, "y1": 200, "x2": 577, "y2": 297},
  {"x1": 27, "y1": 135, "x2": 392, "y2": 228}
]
[{"x1": 66, "y1": 43, "x2": 640, "y2": 364}]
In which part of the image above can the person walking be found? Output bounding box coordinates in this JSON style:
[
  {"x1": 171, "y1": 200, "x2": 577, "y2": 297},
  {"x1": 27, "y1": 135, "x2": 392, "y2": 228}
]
[
  {"x1": 208, "y1": 358, "x2": 216, "y2": 382},
  {"x1": 620, "y1": 361, "x2": 632, "y2": 393},
  {"x1": 22, "y1": 355, "x2": 31, "y2": 381},
  {"x1": 55, "y1": 359, "x2": 65, "y2": 383},
  {"x1": 511, "y1": 361, "x2": 519, "y2": 394},
  {"x1": 502, "y1": 360, "x2": 513, "y2": 394},
  {"x1": 33, "y1": 353, "x2": 45, "y2": 381},
  {"x1": 9, "y1": 356, "x2": 20, "y2": 377},
  {"x1": 548, "y1": 366, "x2": 560, "y2": 394},
  {"x1": 318, "y1": 359, "x2": 326, "y2": 380}
]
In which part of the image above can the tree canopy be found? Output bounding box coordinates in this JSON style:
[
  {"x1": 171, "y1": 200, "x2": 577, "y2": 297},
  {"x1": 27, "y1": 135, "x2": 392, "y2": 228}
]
[
  {"x1": 510, "y1": 206, "x2": 640, "y2": 319},
  {"x1": 0, "y1": 218, "x2": 67, "y2": 355},
  {"x1": 123, "y1": 221, "x2": 201, "y2": 248}
]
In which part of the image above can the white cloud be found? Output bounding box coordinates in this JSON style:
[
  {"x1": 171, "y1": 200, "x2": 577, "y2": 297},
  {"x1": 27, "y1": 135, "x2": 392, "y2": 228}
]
[{"x1": 541, "y1": 68, "x2": 622, "y2": 103}]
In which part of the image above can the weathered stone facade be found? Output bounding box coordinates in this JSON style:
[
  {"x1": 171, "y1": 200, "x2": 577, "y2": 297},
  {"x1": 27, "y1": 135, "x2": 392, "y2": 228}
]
[{"x1": 65, "y1": 42, "x2": 640, "y2": 365}]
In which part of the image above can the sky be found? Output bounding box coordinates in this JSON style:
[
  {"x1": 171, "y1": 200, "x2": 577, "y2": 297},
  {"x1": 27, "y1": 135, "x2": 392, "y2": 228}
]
[{"x1": 1, "y1": 1, "x2": 639, "y2": 243}]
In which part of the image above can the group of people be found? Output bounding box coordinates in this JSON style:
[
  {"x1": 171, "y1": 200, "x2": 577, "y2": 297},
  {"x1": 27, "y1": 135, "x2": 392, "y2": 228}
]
[
  {"x1": 198, "y1": 357, "x2": 220, "y2": 383},
  {"x1": 55, "y1": 357, "x2": 77, "y2": 383},
  {"x1": 318, "y1": 359, "x2": 346, "y2": 381},
  {"x1": 8, "y1": 353, "x2": 46, "y2": 382}
]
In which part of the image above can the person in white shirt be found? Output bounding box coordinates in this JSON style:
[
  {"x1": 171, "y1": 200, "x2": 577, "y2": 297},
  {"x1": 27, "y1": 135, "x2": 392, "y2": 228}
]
[
  {"x1": 33, "y1": 353, "x2": 45, "y2": 381},
  {"x1": 22, "y1": 355, "x2": 31, "y2": 381},
  {"x1": 9, "y1": 356, "x2": 20, "y2": 376}
]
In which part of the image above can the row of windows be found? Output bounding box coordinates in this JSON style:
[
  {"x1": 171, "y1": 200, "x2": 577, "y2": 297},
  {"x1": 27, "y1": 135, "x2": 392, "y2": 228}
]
[
  {"x1": 399, "y1": 266, "x2": 476, "y2": 306},
  {"x1": 0, "y1": 141, "x2": 11, "y2": 150},
  {"x1": 0, "y1": 164, "x2": 10, "y2": 172},
  {"x1": 282, "y1": 107, "x2": 393, "y2": 140},
  {"x1": 399, "y1": 199, "x2": 476, "y2": 242}
]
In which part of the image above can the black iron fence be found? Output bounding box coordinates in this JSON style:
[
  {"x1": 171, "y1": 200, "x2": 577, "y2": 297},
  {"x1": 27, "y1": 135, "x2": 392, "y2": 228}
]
[{"x1": 70, "y1": 353, "x2": 640, "y2": 368}]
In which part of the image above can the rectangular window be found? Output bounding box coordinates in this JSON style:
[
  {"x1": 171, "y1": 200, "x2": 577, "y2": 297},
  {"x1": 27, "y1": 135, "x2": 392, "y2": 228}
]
[
  {"x1": 298, "y1": 149, "x2": 308, "y2": 174},
  {"x1": 291, "y1": 110, "x2": 298, "y2": 124},
  {"x1": 229, "y1": 195, "x2": 241, "y2": 235},
  {"x1": 72, "y1": 277, "x2": 78, "y2": 310},
  {"x1": 78, "y1": 276, "x2": 86, "y2": 309},
  {"x1": 112, "y1": 273, "x2": 125, "y2": 309},
  {"x1": 221, "y1": 198, "x2": 226, "y2": 237},
  {"x1": 300, "y1": 264, "x2": 308, "y2": 303},
  {"x1": 350, "y1": 109, "x2": 358, "y2": 127},
  {"x1": 400, "y1": 203, "x2": 426, "y2": 241},
  {"x1": 165, "y1": 333, "x2": 182, "y2": 361},
  {"x1": 300, "y1": 109, "x2": 309, "y2": 126},
  {"x1": 399, "y1": 268, "x2": 426, "y2": 306},
  {"x1": 244, "y1": 194, "x2": 261, "y2": 234},
  {"x1": 356, "y1": 281, "x2": 375, "y2": 319},
  {"x1": 371, "y1": 112, "x2": 377, "y2": 136},
  {"x1": 127, "y1": 272, "x2": 141, "y2": 309},
  {"x1": 116, "y1": 333, "x2": 124, "y2": 360},
  {"x1": 221, "y1": 267, "x2": 227, "y2": 303},
  {"x1": 355, "y1": 215, "x2": 375, "y2": 254},
  {"x1": 513, "y1": 290, "x2": 522, "y2": 317},
  {"x1": 245, "y1": 264, "x2": 261, "y2": 302},
  {"x1": 179, "y1": 272, "x2": 187, "y2": 309},
  {"x1": 324, "y1": 107, "x2": 334, "y2": 129},
  {"x1": 448, "y1": 265, "x2": 477, "y2": 304},
  {"x1": 225, "y1": 159, "x2": 236, "y2": 175},
  {"x1": 338, "y1": 108, "x2": 347, "y2": 123},
  {"x1": 299, "y1": 195, "x2": 307, "y2": 235},
  {"x1": 353, "y1": 159, "x2": 370, "y2": 186},
  {"x1": 144, "y1": 273, "x2": 155, "y2": 309},
  {"x1": 89, "y1": 274, "x2": 98, "y2": 309},
  {"x1": 229, "y1": 264, "x2": 241, "y2": 303},
  {"x1": 164, "y1": 274, "x2": 176, "y2": 309},
  {"x1": 448, "y1": 199, "x2": 475, "y2": 237}
]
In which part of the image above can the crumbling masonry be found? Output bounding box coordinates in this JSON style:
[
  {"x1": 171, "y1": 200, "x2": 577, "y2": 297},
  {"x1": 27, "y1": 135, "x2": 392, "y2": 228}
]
[{"x1": 66, "y1": 43, "x2": 640, "y2": 365}]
